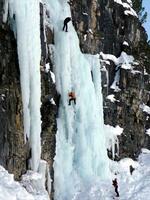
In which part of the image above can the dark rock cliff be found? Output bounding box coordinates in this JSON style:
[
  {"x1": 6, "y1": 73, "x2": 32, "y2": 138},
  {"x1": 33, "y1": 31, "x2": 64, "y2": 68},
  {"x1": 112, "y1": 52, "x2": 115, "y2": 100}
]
[
  {"x1": 70, "y1": 0, "x2": 150, "y2": 159},
  {"x1": 0, "y1": 1, "x2": 27, "y2": 179}
]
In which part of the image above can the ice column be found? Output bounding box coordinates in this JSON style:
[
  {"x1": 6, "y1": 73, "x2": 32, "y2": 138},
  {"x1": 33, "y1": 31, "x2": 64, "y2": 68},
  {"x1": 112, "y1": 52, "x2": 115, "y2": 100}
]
[
  {"x1": 47, "y1": 0, "x2": 110, "y2": 199},
  {"x1": 4, "y1": 0, "x2": 42, "y2": 171}
]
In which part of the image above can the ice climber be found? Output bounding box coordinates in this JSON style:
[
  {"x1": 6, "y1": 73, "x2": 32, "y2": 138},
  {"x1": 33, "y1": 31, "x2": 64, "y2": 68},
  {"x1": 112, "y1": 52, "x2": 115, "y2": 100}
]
[
  {"x1": 68, "y1": 91, "x2": 76, "y2": 105},
  {"x1": 112, "y1": 178, "x2": 120, "y2": 197},
  {"x1": 62, "y1": 17, "x2": 71, "y2": 32},
  {"x1": 129, "y1": 165, "x2": 135, "y2": 175}
]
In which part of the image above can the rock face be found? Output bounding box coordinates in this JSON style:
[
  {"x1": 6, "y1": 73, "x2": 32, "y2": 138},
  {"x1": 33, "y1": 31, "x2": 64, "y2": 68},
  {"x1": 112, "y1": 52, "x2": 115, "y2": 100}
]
[
  {"x1": 0, "y1": 1, "x2": 27, "y2": 179},
  {"x1": 40, "y1": 3, "x2": 59, "y2": 198},
  {"x1": 70, "y1": 0, "x2": 150, "y2": 159}
]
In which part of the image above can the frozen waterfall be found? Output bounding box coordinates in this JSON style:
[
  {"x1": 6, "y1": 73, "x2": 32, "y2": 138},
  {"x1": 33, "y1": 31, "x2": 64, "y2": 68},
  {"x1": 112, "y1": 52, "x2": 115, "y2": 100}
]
[
  {"x1": 4, "y1": 0, "x2": 42, "y2": 172},
  {"x1": 46, "y1": 0, "x2": 110, "y2": 199},
  {"x1": 4, "y1": 0, "x2": 110, "y2": 198}
]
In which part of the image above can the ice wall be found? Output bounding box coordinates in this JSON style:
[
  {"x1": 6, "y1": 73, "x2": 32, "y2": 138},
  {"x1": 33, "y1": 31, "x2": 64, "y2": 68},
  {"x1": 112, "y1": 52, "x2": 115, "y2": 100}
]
[
  {"x1": 46, "y1": 0, "x2": 110, "y2": 199},
  {"x1": 4, "y1": 0, "x2": 42, "y2": 172}
]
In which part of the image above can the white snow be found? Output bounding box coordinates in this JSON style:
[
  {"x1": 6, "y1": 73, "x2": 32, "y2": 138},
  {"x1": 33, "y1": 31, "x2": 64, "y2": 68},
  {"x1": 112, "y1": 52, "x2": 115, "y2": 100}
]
[
  {"x1": 70, "y1": 149, "x2": 150, "y2": 200},
  {"x1": 4, "y1": 0, "x2": 42, "y2": 172},
  {"x1": 100, "y1": 51, "x2": 134, "y2": 91},
  {"x1": 140, "y1": 104, "x2": 150, "y2": 115},
  {"x1": 45, "y1": 63, "x2": 50, "y2": 73},
  {"x1": 82, "y1": 12, "x2": 88, "y2": 16},
  {"x1": 1, "y1": 149, "x2": 150, "y2": 200},
  {"x1": 50, "y1": 70, "x2": 56, "y2": 83},
  {"x1": 131, "y1": 70, "x2": 141, "y2": 74},
  {"x1": 146, "y1": 129, "x2": 150, "y2": 136},
  {"x1": 84, "y1": 34, "x2": 87, "y2": 41},
  {"x1": 123, "y1": 41, "x2": 129, "y2": 46},
  {"x1": 21, "y1": 170, "x2": 49, "y2": 200},
  {"x1": 0, "y1": 166, "x2": 49, "y2": 200},
  {"x1": 114, "y1": 0, "x2": 138, "y2": 17},
  {"x1": 100, "y1": 59, "x2": 111, "y2": 65},
  {"x1": 100, "y1": 52, "x2": 118, "y2": 65},
  {"x1": 126, "y1": 0, "x2": 132, "y2": 6},
  {"x1": 88, "y1": 28, "x2": 93, "y2": 34},
  {"x1": 50, "y1": 98, "x2": 56, "y2": 105},
  {"x1": 106, "y1": 94, "x2": 119, "y2": 103},
  {"x1": 100, "y1": 51, "x2": 134, "y2": 68},
  {"x1": 110, "y1": 67, "x2": 121, "y2": 92}
]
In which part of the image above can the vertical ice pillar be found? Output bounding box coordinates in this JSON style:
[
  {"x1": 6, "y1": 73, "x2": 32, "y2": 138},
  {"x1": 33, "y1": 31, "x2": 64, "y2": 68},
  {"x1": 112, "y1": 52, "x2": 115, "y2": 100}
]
[
  {"x1": 6, "y1": 0, "x2": 42, "y2": 171},
  {"x1": 46, "y1": 0, "x2": 110, "y2": 199}
]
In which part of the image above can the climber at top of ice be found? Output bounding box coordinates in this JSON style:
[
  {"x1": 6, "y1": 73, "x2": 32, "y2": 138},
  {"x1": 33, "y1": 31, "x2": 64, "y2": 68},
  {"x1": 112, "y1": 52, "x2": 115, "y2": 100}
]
[
  {"x1": 62, "y1": 17, "x2": 71, "y2": 32},
  {"x1": 68, "y1": 91, "x2": 76, "y2": 105}
]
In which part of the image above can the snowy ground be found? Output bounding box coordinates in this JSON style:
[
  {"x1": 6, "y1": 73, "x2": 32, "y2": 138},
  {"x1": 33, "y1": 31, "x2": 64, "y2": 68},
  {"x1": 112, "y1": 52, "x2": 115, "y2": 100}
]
[
  {"x1": 0, "y1": 149, "x2": 150, "y2": 200},
  {"x1": 72, "y1": 149, "x2": 150, "y2": 200},
  {"x1": 0, "y1": 167, "x2": 49, "y2": 200}
]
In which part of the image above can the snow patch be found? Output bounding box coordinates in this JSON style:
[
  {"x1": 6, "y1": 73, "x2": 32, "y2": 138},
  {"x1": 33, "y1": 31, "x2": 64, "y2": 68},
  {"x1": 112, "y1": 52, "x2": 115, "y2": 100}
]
[
  {"x1": 146, "y1": 129, "x2": 150, "y2": 136},
  {"x1": 50, "y1": 71, "x2": 56, "y2": 83},
  {"x1": 50, "y1": 98, "x2": 56, "y2": 105},
  {"x1": 140, "y1": 104, "x2": 150, "y2": 115},
  {"x1": 106, "y1": 94, "x2": 119, "y2": 103},
  {"x1": 123, "y1": 41, "x2": 129, "y2": 46},
  {"x1": 114, "y1": 0, "x2": 137, "y2": 17},
  {"x1": 0, "y1": 165, "x2": 49, "y2": 200},
  {"x1": 21, "y1": 170, "x2": 49, "y2": 200}
]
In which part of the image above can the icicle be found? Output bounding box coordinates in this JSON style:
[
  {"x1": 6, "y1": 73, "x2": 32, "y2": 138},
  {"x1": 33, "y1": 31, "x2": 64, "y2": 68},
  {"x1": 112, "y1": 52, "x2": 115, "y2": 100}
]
[
  {"x1": 6, "y1": 0, "x2": 42, "y2": 172},
  {"x1": 105, "y1": 125, "x2": 123, "y2": 160}
]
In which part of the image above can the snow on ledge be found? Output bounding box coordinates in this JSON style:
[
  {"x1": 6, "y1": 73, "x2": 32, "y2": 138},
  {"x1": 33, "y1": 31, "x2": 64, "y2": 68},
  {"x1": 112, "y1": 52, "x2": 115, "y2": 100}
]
[
  {"x1": 106, "y1": 94, "x2": 119, "y2": 103},
  {"x1": 123, "y1": 41, "x2": 129, "y2": 46},
  {"x1": 140, "y1": 104, "x2": 150, "y2": 115},
  {"x1": 114, "y1": 0, "x2": 138, "y2": 17},
  {"x1": 141, "y1": 148, "x2": 150, "y2": 154},
  {"x1": 100, "y1": 51, "x2": 134, "y2": 69},
  {"x1": 50, "y1": 98, "x2": 56, "y2": 105},
  {"x1": 100, "y1": 52, "x2": 118, "y2": 65},
  {"x1": 146, "y1": 129, "x2": 150, "y2": 136},
  {"x1": 50, "y1": 71, "x2": 56, "y2": 83}
]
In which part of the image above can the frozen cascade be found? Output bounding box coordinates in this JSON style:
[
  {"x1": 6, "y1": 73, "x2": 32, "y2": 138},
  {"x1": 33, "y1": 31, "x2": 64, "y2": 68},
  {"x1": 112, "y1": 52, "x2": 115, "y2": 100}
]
[
  {"x1": 4, "y1": 0, "x2": 42, "y2": 172},
  {"x1": 46, "y1": 0, "x2": 110, "y2": 199}
]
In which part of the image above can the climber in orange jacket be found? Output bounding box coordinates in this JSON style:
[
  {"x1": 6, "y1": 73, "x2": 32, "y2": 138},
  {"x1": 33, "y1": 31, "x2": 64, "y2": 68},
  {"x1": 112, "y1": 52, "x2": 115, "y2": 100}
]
[{"x1": 68, "y1": 91, "x2": 76, "y2": 105}]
